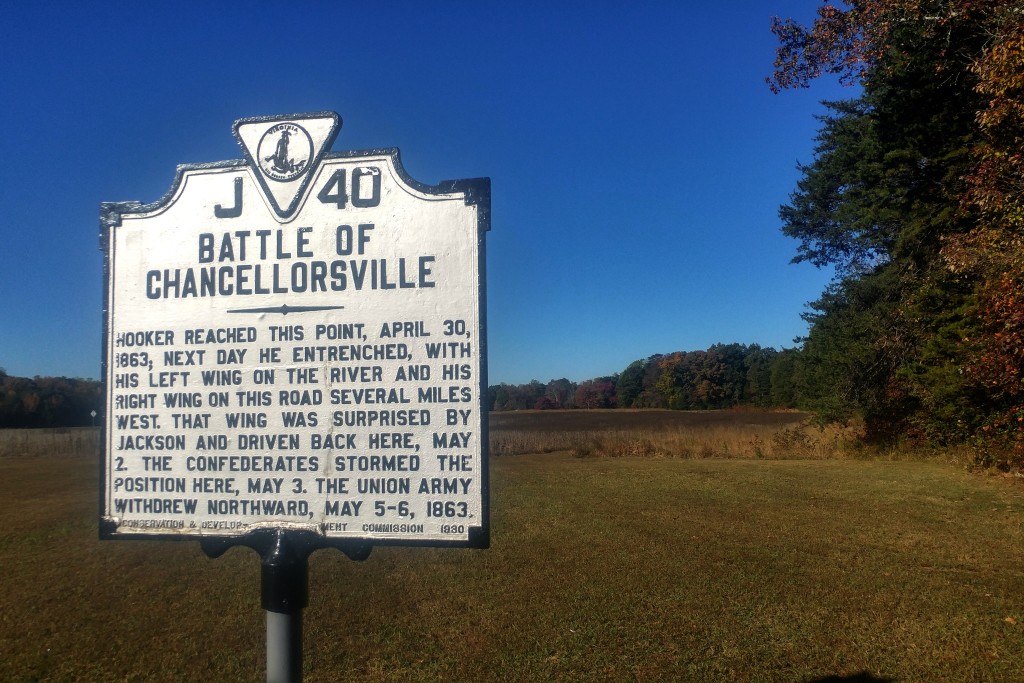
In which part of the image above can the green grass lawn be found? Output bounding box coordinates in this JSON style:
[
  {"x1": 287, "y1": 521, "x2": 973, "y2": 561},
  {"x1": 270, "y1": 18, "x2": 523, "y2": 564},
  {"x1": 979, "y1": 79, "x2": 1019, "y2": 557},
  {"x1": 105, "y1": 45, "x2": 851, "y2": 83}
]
[{"x1": 1, "y1": 452, "x2": 1022, "y2": 681}]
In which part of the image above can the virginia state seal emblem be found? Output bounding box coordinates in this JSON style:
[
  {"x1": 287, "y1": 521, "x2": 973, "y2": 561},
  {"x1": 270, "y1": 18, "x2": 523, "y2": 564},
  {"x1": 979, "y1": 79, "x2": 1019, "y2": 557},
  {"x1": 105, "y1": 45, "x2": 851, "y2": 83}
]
[{"x1": 257, "y1": 122, "x2": 313, "y2": 182}]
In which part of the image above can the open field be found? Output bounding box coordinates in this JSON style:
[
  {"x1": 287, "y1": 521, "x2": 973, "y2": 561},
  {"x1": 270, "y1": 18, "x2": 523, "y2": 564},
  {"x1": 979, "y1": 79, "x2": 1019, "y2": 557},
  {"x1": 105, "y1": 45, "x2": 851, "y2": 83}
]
[
  {"x1": 0, "y1": 426, "x2": 98, "y2": 459},
  {"x1": 1, "y1": 415, "x2": 1023, "y2": 681},
  {"x1": 490, "y1": 409, "x2": 860, "y2": 460}
]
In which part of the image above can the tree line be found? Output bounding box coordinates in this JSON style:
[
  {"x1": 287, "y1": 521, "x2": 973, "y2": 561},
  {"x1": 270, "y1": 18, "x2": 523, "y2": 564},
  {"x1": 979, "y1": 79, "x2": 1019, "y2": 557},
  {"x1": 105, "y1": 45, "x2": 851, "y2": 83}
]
[
  {"x1": 488, "y1": 343, "x2": 803, "y2": 412},
  {"x1": 0, "y1": 370, "x2": 102, "y2": 428},
  {"x1": 765, "y1": 0, "x2": 1024, "y2": 466}
]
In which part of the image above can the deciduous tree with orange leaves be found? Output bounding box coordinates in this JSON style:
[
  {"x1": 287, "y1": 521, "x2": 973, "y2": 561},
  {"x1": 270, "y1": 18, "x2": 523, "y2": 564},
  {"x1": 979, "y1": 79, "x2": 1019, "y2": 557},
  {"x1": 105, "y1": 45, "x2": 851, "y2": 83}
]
[{"x1": 944, "y1": 10, "x2": 1024, "y2": 465}]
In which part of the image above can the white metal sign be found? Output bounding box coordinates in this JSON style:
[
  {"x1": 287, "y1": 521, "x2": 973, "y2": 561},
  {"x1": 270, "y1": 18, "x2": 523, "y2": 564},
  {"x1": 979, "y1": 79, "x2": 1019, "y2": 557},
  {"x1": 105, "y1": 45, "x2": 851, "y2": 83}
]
[{"x1": 101, "y1": 112, "x2": 489, "y2": 548}]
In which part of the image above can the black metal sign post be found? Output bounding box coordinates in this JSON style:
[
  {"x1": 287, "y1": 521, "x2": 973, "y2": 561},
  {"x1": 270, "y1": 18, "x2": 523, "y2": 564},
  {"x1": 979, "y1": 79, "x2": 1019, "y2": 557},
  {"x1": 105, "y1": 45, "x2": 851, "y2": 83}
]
[
  {"x1": 100, "y1": 113, "x2": 490, "y2": 682},
  {"x1": 261, "y1": 534, "x2": 308, "y2": 683},
  {"x1": 201, "y1": 532, "x2": 370, "y2": 682}
]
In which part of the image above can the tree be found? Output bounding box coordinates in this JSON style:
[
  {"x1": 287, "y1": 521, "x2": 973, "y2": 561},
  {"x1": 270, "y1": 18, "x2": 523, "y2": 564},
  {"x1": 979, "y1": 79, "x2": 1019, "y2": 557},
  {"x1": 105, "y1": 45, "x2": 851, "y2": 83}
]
[
  {"x1": 616, "y1": 360, "x2": 646, "y2": 409},
  {"x1": 771, "y1": 0, "x2": 1010, "y2": 444},
  {"x1": 769, "y1": 348, "x2": 804, "y2": 408},
  {"x1": 744, "y1": 345, "x2": 779, "y2": 407},
  {"x1": 516, "y1": 381, "x2": 547, "y2": 410},
  {"x1": 942, "y1": 9, "x2": 1024, "y2": 463},
  {"x1": 544, "y1": 378, "x2": 577, "y2": 409},
  {"x1": 489, "y1": 379, "x2": 575, "y2": 411},
  {"x1": 0, "y1": 374, "x2": 102, "y2": 428},
  {"x1": 636, "y1": 355, "x2": 669, "y2": 408},
  {"x1": 575, "y1": 378, "x2": 617, "y2": 409},
  {"x1": 490, "y1": 382, "x2": 544, "y2": 411},
  {"x1": 656, "y1": 349, "x2": 735, "y2": 410}
]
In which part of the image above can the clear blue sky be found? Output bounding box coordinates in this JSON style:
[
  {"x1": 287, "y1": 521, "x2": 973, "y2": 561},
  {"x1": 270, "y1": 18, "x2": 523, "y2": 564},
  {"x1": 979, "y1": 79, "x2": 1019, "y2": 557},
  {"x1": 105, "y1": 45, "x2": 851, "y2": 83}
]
[{"x1": 0, "y1": 1, "x2": 849, "y2": 385}]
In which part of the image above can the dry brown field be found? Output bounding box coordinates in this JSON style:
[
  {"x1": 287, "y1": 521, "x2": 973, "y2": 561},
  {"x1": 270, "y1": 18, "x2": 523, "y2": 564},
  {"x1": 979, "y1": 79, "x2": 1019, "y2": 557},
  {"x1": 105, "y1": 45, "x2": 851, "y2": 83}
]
[
  {"x1": 490, "y1": 407, "x2": 808, "y2": 432},
  {"x1": 488, "y1": 408, "x2": 855, "y2": 460}
]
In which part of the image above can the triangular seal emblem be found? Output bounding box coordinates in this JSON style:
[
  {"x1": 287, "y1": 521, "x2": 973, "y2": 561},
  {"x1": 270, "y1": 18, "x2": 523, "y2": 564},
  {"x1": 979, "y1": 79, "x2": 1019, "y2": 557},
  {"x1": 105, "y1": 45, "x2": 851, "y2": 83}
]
[{"x1": 233, "y1": 112, "x2": 341, "y2": 220}]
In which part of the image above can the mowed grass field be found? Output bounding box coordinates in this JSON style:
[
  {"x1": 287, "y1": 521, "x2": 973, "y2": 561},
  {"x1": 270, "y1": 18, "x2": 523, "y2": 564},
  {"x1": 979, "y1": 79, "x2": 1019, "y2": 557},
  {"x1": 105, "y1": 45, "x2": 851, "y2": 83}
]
[{"x1": 1, "y1": 413, "x2": 1023, "y2": 682}]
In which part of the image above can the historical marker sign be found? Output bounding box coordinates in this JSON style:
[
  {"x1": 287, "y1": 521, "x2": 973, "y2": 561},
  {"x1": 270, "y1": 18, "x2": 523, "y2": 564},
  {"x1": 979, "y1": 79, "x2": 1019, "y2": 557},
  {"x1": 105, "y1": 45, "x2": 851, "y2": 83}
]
[{"x1": 100, "y1": 112, "x2": 489, "y2": 549}]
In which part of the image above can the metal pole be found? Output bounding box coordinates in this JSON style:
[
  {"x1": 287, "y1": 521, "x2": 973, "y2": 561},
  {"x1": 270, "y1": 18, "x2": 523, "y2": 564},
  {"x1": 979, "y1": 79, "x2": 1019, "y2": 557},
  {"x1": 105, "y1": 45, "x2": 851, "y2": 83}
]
[
  {"x1": 261, "y1": 532, "x2": 308, "y2": 683},
  {"x1": 266, "y1": 610, "x2": 302, "y2": 683},
  {"x1": 198, "y1": 531, "x2": 370, "y2": 683}
]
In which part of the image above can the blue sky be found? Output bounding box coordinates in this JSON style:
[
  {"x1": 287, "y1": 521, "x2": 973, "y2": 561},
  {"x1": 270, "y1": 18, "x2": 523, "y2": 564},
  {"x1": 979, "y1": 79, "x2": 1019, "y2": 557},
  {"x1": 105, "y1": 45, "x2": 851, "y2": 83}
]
[{"x1": 0, "y1": 1, "x2": 849, "y2": 385}]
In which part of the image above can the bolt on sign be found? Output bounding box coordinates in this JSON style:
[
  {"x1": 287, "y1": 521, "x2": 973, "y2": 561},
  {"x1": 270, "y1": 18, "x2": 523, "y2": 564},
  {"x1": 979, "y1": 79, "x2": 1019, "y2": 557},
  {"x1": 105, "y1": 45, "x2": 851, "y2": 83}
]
[{"x1": 100, "y1": 112, "x2": 489, "y2": 550}]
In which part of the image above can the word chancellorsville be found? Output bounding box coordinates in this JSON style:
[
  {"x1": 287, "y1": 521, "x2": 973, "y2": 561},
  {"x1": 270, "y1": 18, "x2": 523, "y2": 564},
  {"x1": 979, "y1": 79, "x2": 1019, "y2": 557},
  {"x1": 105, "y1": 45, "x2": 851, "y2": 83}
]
[{"x1": 146, "y1": 225, "x2": 437, "y2": 299}]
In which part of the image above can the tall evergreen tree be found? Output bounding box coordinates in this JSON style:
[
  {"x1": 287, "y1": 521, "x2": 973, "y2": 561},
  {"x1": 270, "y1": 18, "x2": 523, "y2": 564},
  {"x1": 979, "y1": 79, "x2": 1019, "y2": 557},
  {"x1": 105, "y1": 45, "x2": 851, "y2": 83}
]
[{"x1": 771, "y1": 0, "x2": 1009, "y2": 444}]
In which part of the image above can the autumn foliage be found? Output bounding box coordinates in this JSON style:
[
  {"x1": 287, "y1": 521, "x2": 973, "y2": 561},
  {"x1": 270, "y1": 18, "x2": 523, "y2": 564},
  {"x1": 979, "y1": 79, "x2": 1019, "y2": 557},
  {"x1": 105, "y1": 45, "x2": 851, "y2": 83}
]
[
  {"x1": 0, "y1": 370, "x2": 101, "y2": 428},
  {"x1": 488, "y1": 344, "x2": 794, "y2": 414},
  {"x1": 945, "y1": 13, "x2": 1024, "y2": 464},
  {"x1": 771, "y1": 1, "x2": 1024, "y2": 465}
]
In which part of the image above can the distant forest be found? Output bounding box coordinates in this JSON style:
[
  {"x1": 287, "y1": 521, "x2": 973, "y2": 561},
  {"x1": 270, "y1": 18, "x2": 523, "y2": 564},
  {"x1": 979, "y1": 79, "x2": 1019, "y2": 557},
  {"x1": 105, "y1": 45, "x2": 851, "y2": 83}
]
[
  {"x1": 0, "y1": 370, "x2": 101, "y2": 428},
  {"x1": 488, "y1": 344, "x2": 797, "y2": 413}
]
